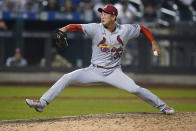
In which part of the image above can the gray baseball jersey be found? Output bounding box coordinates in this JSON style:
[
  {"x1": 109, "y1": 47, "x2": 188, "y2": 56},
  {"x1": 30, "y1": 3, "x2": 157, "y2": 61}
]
[{"x1": 81, "y1": 23, "x2": 140, "y2": 68}]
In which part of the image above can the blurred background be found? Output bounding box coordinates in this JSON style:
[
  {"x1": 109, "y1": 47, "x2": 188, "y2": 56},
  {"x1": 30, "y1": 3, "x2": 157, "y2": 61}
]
[{"x1": 0, "y1": 0, "x2": 196, "y2": 85}]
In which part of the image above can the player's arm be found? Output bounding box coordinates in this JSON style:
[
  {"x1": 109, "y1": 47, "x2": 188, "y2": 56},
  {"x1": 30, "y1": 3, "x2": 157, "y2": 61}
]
[
  {"x1": 59, "y1": 24, "x2": 83, "y2": 32},
  {"x1": 55, "y1": 24, "x2": 83, "y2": 50},
  {"x1": 140, "y1": 25, "x2": 160, "y2": 56}
]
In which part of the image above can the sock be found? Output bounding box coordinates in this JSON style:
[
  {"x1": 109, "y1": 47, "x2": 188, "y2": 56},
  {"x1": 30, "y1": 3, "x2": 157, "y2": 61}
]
[
  {"x1": 40, "y1": 98, "x2": 48, "y2": 107},
  {"x1": 158, "y1": 104, "x2": 167, "y2": 111}
]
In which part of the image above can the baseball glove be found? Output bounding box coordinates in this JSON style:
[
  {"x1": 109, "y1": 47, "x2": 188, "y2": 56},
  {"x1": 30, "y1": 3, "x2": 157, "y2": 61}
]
[{"x1": 55, "y1": 28, "x2": 69, "y2": 50}]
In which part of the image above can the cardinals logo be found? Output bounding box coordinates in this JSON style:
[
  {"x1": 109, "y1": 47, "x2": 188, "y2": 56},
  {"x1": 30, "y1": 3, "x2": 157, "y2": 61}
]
[
  {"x1": 97, "y1": 35, "x2": 124, "y2": 60},
  {"x1": 97, "y1": 35, "x2": 123, "y2": 48},
  {"x1": 117, "y1": 35, "x2": 124, "y2": 46}
]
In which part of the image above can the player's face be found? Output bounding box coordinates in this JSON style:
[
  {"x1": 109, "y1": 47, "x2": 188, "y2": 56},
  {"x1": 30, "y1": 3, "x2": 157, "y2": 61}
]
[{"x1": 101, "y1": 11, "x2": 115, "y2": 26}]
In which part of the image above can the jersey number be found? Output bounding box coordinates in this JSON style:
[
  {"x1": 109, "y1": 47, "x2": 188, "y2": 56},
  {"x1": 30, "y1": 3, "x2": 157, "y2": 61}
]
[{"x1": 114, "y1": 52, "x2": 123, "y2": 60}]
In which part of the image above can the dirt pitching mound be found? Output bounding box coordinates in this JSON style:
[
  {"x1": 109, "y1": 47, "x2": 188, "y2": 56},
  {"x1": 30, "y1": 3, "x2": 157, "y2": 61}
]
[{"x1": 0, "y1": 112, "x2": 195, "y2": 131}]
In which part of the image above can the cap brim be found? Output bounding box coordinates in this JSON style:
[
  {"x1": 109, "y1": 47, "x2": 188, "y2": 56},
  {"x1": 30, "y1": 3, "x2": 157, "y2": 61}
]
[
  {"x1": 98, "y1": 8, "x2": 103, "y2": 13},
  {"x1": 98, "y1": 8, "x2": 111, "y2": 15}
]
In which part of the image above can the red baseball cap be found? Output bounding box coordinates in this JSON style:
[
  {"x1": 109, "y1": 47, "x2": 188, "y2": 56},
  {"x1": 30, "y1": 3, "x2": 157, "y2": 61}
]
[{"x1": 98, "y1": 4, "x2": 118, "y2": 16}]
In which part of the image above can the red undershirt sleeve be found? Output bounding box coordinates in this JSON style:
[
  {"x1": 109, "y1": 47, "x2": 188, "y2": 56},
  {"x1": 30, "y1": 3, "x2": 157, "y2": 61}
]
[
  {"x1": 140, "y1": 25, "x2": 155, "y2": 43},
  {"x1": 66, "y1": 24, "x2": 83, "y2": 32}
]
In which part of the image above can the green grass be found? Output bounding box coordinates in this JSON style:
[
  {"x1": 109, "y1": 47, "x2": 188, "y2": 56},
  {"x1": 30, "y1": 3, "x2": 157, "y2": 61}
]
[
  {"x1": 0, "y1": 86, "x2": 196, "y2": 120},
  {"x1": 1, "y1": 86, "x2": 196, "y2": 98}
]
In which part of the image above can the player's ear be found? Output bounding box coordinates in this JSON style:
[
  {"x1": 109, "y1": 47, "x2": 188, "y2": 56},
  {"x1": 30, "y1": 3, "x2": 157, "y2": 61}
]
[{"x1": 111, "y1": 15, "x2": 116, "y2": 21}]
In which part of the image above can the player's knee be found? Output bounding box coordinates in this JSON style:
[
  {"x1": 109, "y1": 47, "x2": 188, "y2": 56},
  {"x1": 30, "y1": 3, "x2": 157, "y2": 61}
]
[
  {"x1": 62, "y1": 73, "x2": 69, "y2": 78},
  {"x1": 62, "y1": 74, "x2": 72, "y2": 83},
  {"x1": 128, "y1": 86, "x2": 141, "y2": 94},
  {"x1": 129, "y1": 88, "x2": 138, "y2": 94}
]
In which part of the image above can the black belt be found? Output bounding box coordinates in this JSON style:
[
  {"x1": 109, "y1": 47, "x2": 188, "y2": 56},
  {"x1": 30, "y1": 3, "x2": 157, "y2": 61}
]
[{"x1": 92, "y1": 64, "x2": 120, "y2": 69}]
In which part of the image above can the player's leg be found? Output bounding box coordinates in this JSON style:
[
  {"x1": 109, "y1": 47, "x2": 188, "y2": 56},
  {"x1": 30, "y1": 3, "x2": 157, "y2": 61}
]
[
  {"x1": 26, "y1": 66, "x2": 103, "y2": 112},
  {"x1": 104, "y1": 68, "x2": 174, "y2": 114}
]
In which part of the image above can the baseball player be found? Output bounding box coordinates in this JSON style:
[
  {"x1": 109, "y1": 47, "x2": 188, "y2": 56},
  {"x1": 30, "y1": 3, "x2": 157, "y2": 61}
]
[{"x1": 26, "y1": 4, "x2": 175, "y2": 115}]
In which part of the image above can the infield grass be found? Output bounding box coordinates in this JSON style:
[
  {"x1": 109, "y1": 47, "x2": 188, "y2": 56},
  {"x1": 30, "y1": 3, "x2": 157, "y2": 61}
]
[{"x1": 0, "y1": 86, "x2": 196, "y2": 120}]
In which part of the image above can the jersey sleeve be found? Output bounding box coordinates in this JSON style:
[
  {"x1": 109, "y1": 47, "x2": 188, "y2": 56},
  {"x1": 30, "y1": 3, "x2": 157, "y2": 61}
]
[
  {"x1": 140, "y1": 25, "x2": 155, "y2": 43},
  {"x1": 126, "y1": 24, "x2": 141, "y2": 39},
  {"x1": 81, "y1": 23, "x2": 98, "y2": 38}
]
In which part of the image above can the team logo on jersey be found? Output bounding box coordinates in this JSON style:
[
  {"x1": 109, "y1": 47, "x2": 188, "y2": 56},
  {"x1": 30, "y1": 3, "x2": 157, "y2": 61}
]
[
  {"x1": 97, "y1": 35, "x2": 124, "y2": 48},
  {"x1": 117, "y1": 35, "x2": 124, "y2": 46},
  {"x1": 97, "y1": 36, "x2": 124, "y2": 59}
]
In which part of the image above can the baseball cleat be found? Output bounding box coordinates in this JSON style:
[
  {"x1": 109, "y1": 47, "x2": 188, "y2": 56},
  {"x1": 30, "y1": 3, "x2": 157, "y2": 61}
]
[
  {"x1": 162, "y1": 107, "x2": 175, "y2": 115},
  {"x1": 26, "y1": 99, "x2": 45, "y2": 112}
]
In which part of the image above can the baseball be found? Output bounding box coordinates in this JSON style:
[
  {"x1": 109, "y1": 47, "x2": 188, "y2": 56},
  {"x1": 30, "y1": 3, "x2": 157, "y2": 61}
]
[{"x1": 153, "y1": 51, "x2": 158, "y2": 56}]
